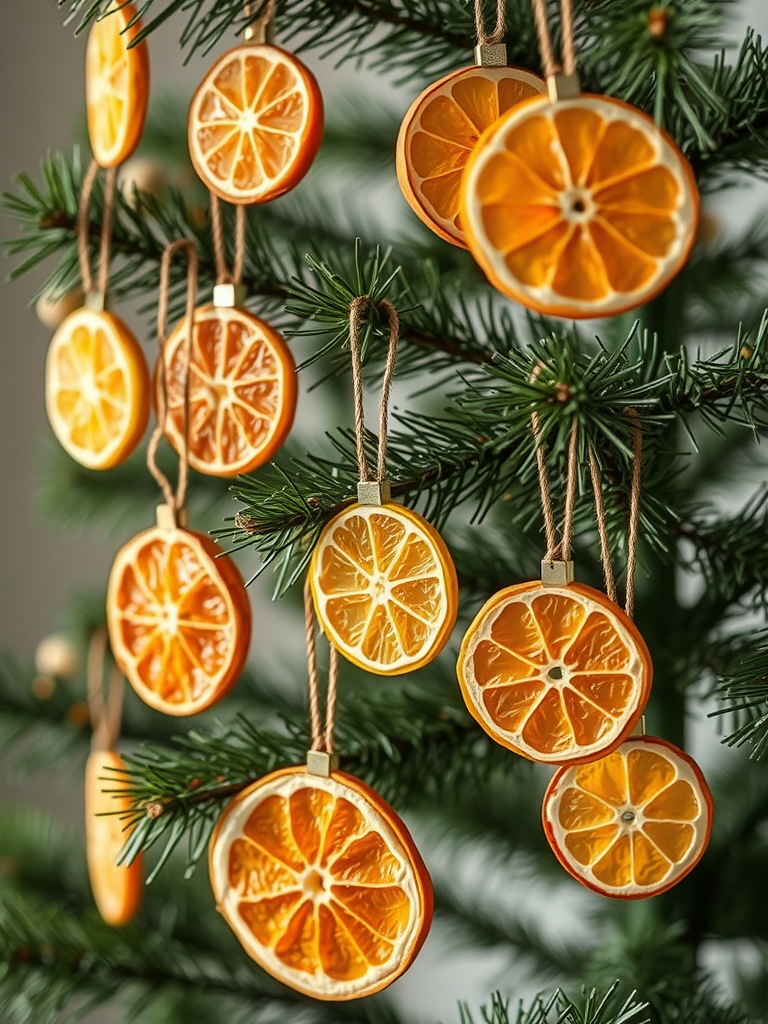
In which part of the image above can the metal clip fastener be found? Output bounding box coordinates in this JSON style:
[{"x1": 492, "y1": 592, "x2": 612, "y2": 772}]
[
  {"x1": 540, "y1": 559, "x2": 574, "y2": 586},
  {"x1": 357, "y1": 480, "x2": 392, "y2": 506},
  {"x1": 547, "y1": 71, "x2": 581, "y2": 102},
  {"x1": 630, "y1": 716, "x2": 646, "y2": 739},
  {"x1": 474, "y1": 43, "x2": 507, "y2": 67},
  {"x1": 85, "y1": 290, "x2": 106, "y2": 313},
  {"x1": 306, "y1": 750, "x2": 339, "y2": 777},
  {"x1": 213, "y1": 283, "x2": 247, "y2": 308},
  {"x1": 156, "y1": 504, "x2": 188, "y2": 531}
]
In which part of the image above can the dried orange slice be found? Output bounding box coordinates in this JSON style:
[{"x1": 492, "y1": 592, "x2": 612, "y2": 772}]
[
  {"x1": 188, "y1": 44, "x2": 324, "y2": 204},
  {"x1": 309, "y1": 503, "x2": 458, "y2": 676},
  {"x1": 158, "y1": 304, "x2": 297, "y2": 477},
  {"x1": 107, "y1": 524, "x2": 252, "y2": 715},
  {"x1": 45, "y1": 308, "x2": 150, "y2": 470},
  {"x1": 86, "y1": 2, "x2": 150, "y2": 168},
  {"x1": 457, "y1": 581, "x2": 651, "y2": 764},
  {"x1": 461, "y1": 94, "x2": 699, "y2": 318},
  {"x1": 209, "y1": 765, "x2": 433, "y2": 999},
  {"x1": 396, "y1": 65, "x2": 544, "y2": 247},
  {"x1": 543, "y1": 736, "x2": 713, "y2": 898},
  {"x1": 85, "y1": 750, "x2": 142, "y2": 925}
]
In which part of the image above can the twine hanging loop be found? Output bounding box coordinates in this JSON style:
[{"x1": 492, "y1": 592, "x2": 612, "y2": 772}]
[
  {"x1": 304, "y1": 577, "x2": 339, "y2": 775},
  {"x1": 348, "y1": 296, "x2": 400, "y2": 505},
  {"x1": 530, "y1": 0, "x2": 579, "y2": 97},
  {"x1": 77, "y1": 157, "x2": 118, "y2": 305},
  {"x1": 87, "y1": 629, "x2": 124, "y2": 753},
  {"x1": 147, "y1": 239, "x2": 199, "y2": 520}
]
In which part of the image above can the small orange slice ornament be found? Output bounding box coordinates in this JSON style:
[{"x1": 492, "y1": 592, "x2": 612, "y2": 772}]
[
  {"x1": 86, "y1": 750, "x2": 143, "y2": 924},
  {"x1": 543, "y1": 734, "x2": 713, "y2": 898},
  {"x1": 461, "y1": 0, "x2": 699, "y2": 318},
  {"x1": 107, "y1": 507, "x2": 252, "y2": 715},
  {"x1": 157, "y1": 298, "x2": 296, "y2": 478},
  {"x1": 457, "y1": 580, "x2": 651, "y2": 764},
  {"x1": 86, "y1": 2, "x2": 150, "y2": 168},
  {"x1": 210, "y1": 767, "x2": 432, "y2": 999},
  {"x1": 188, "y1": 28, "x2": 323, "y2": 204},
  {"x1": 309, "y1": 299, "x2": 458, "y2": 675},
  {"x1": 84, "y1": 632, "x2": 142, "y2": 926},
  {"x1": 45, "y1": 306, "x2": 149, "y2": 469},
  {"x1": 397, "y1": 43, "x2": 544, "y2": 247}
]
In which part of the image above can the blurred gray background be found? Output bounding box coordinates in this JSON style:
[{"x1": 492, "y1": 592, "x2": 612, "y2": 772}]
[{"x1": 1, "y1": 1, "x2": 768, "y2": 1020}]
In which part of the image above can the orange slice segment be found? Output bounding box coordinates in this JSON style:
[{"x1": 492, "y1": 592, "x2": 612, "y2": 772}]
[
  {"x1": 543, "y1": 736, "x2": 713, "y2": 898},
  {"x1": 106, "y1": 525, "x2": 252, "y2": 715},
  {"x1": 86, "y1": 2, "x2": 149, "y2": 168},
  {"x1": 158, "y1": 304, "x2": 297, "y2": 477},
  {"x1": 45, "y1": 308, "x2": 150, "y2": 470},
  {"x1": 309, "y1": 503, "x2": 459, "y2": 675},
  {"x1": 188, "y1": 44, "x2": 324, "y2": 204},
  {"x1": 85, "y1": 750, "x2": 142, "y2": 925},
  {"x1": 396, "y1": 65, "x2": 544, "y2": 247},
  {"x1": 209, "y1": 766, "x2": 433, "y2": 999},
  {"x1": 457, "y1": 581, "x2": 651, "y2": 764},
  {"x1": 461, "y1": 94, "x2": 699, "y2": 318}
]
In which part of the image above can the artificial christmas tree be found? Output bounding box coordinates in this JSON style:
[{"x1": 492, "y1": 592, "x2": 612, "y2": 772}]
[{"x1": 2, "y1": 0, "x2": 768, "y2": 1021}]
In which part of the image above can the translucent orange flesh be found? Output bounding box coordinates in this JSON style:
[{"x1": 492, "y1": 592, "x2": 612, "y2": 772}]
[
  {"x1": 406, "y1": 71, "x2": 541, "y2": 235},
  {"x1": 163, "y1": 309, "x2": 294, "y2": 475},
  {"x1": 229, "y1": 784, "x2": 411, "y2": 980},
  {"x1": 85, "y1": 751, "x2": 142, "y2": 925},
  {"x1": 47, "y1": 313, "x2": 148, "y2": 468},
  {"x1": 470, "y1": 591, "x2": 638, "y2": 756},
  {"x1": 314, "y1": 509, "x2": 449, "y2": 667},
  {"x1": 86, "y1": 4, "x2": 148, "y2": 166},
  {"x1": 192, "y1": 49, "x2": 318, "y2": 196},
  {"x1": 112, "y1": 533, "x2": 240, "y2": 707},
  {"x1": 473, "y1": 103, "x2": 684, "y2": 302},
  {"x1": 556, "y1": 746, "x2": 701, "y2": 888}
]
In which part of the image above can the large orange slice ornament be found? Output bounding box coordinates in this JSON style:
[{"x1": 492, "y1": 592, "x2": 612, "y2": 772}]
[
  {"x1": 86, "y1": 2, "x2": 149, "y2": 168},
  {"x1": 157, "y1": 303, "x2": 297, "y2": 477},
  {"x1": 457, "y1": 581, "x2": 651, "y2": 764},
  {"x1": 461, "y1": 94, "x2": 699, "y2": 318},
  {"x1": 397, "y1": 65, "x2": 544, "y2": 247},
  {"x1": 188, "y1": 44, "x2": 323, "y2": 204},
  {"x1": 543, "y1": 736, "x2": 713, "y2": 898},
  {"x1": 107, "y1": 511, "x2": 252, "y2": 715},
  {"x1": 45, "y1": 307, "x2": 150, "y2": 470},
  {"x1": 209, "y1": 765, "x2": 433, "y2": 999},
  {"x1": 310, "y1": 503, "x2": 459, "y2": 676},
  {"x1": 85, "y1": 750, "x2": 143, "y2": 925}
]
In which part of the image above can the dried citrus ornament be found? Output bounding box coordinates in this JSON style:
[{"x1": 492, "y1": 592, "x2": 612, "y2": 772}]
[
  {"x1": 107, "y1": 514, "x2": 252, "y2": 715},
  {"x1": 86, "y1": 2, "x2": 150, "y2": 168},
  {"x1": 458, "y1": 415, "x2": 651, "y2": 764},
  {"x1": 543, "y1": 735, "x2": 713, "y2": 898},
  {"x1": 461, "y1": 0, "x2": 699, "y2": 318},
  {"x1": 210, "y1": 766, "x2": 433, "y2": 999},
  {"x1": 188, "y1": 12, "x2": 323, "y2": 205},
  {"x1": 46, "y1": 307, "x2": 149, "y2": 469},
  {"x1": 157, "y1": 198, "x2": 297, "y2": 477},
  {"x1": 86, "y1": 750, "x2": 142, "y2": 925},
  {"x1": 45, "y1": 161, "x2": 150, "y2": 469},
  {"x1": 309, "y1": 299, "x2": 458, "y2": 675},
  {"x1": 84, "y1": 632, "x2": 142, "y2": 926},
  {"x1": 397, "y1": 34, "x2": 544, "y2": 247},
  {"x1": 107, "y1": 241, "x2": 252, "y2": 715},
  {"x1": 457, "y1": 580, "x2": 651, "y2": 764}
]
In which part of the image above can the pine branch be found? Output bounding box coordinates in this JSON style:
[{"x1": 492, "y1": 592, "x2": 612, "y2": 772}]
[
  {"x1": 459, "y1": 984, "x2": 648, "y2": 1024},
  {"x1": 110, "y1": 672, "x2": 509, "y2": 878},
  {"x1": 710, "y1": 631, "x2": 768, "y2": 758}
]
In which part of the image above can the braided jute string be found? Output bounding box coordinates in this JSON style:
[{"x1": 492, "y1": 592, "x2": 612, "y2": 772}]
[
  {"x1": 87, "y1": 629, "x2": 125, "y2": 753},
  {"x1": 77, "y1": 157, "x2": 118, "y2": 299},
  {"x1": 587, "y1": 414, "x2": 643, "y2": 619},
  {"x1": 210, "y1": 193, "x2": 246, "y2": 286},
  {"x1": 348, "y1": 297, "x2": 400, "y2": 484},
  {"x1": 530, "y1": 0, "x2": 576, "y2": 77},
  {"x1": 473, "y1": 0, "x2": 506, "y2": 46},
  {"x1": 304, "y1": 577, "x2": 339, "y2": 754},
  {"x1": 147, "y1": 239, "x2": 199, "y2": 515}
]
